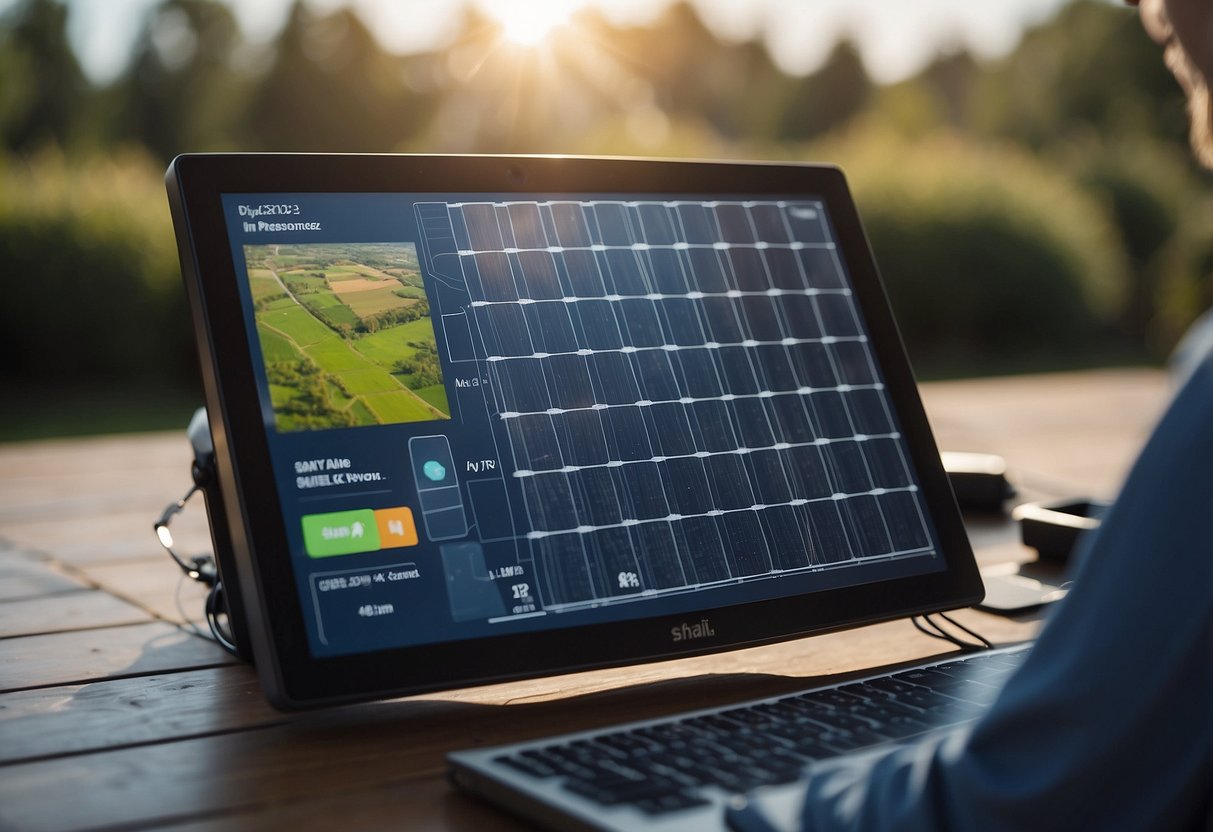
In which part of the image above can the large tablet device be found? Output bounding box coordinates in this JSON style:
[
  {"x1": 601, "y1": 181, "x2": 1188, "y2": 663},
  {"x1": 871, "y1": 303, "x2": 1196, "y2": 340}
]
[{"x1": 165, "y1": 154, "x2": 981, "y2": 709}]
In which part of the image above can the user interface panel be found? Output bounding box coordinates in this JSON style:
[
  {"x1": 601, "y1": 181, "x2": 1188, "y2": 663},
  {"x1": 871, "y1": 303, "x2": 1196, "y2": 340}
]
[{"x1": 222, "y1": 193, "x2": 945, "y2": 657}]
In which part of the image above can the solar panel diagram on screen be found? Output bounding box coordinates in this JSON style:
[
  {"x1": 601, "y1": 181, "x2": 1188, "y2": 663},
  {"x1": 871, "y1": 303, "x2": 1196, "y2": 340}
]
[{"x1": 415, "y1": 198, "x2": 934, "y2": 614}]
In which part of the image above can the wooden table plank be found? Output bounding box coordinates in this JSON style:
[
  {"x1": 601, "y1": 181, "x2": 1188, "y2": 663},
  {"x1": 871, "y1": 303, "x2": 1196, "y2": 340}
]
[
  {"x1": 0, "y1": 509, "x2": 184, "y2": 566},
  {"x1": 0, "y1": 611, "x2": 1032, "y2": 767},
  {"x1": 0, "y1": 589, "x2": 152, "y2": 638},
  {"x1": 0, "y1": 621, "x2": 236, "y2": 692},
  {"x1": 154, "y1": 775, "x2": 530, "y2": 832},
  {"x1": 0, "y1": 666, "x2": 904, "y2": 831},
  {"x1": 0, "y1": 432, "x2": 204, "y2": 566},
  {"x1": 0, "y1": 665, "x2": 278, "y2": 765},
  {"x1": 0, "y1": 433, "x2": 191, "y2": 524},
  {"x1": 0, "y1": 550, "x2": 91, "y2": 601},
  {"x1": 920, "y1": 368, "x2": 1169, "y2": 499},
  {"x1": 72, "y1": 559, "x2": 212, "y2": 626}
]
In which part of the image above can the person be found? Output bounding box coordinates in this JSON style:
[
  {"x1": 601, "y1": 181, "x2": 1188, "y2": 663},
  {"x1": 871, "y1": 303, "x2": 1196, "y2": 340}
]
[{"x1": 727, "y1": 0, "x2": 1213, "y2": 829}]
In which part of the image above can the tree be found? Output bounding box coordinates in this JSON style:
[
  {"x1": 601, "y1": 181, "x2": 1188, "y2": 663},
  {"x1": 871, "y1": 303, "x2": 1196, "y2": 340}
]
[
  {"x1": 0, "y1": 0, "x2": 88, "y2": 151},
  {"x1": 973, "y1": 1, "x2": 1189, "y2": 154},
  {"x1": 777, "y1": 39, "x2": 872, "y2": 142},
  {"x1": 108, "y1": 0, "x2": 247, "y2": 160},
  {"x1": 243, "y1": 2, "x2": 434, "y2": 152}
]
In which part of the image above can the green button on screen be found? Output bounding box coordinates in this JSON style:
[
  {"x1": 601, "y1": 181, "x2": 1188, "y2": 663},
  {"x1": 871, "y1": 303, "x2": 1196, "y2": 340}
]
[{"x1": 302, "y1": 509, "x2": 380, "y2": 558}]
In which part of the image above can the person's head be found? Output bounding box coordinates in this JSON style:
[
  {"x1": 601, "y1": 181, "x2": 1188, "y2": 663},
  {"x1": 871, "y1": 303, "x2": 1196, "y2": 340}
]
[{"x1": 1132, "y1": 0, "x2": 1213, "y2": 167}]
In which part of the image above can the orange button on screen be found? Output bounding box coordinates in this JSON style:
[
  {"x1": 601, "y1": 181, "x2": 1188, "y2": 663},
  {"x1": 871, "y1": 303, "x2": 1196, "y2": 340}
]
[{"x1": 374, "y1": 507, "x2": 419, "y2": 548}]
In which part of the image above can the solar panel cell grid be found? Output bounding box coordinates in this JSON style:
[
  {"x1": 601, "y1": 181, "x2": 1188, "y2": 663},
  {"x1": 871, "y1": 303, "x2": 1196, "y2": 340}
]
[{"x1": 420, "y1": 199, "x2": 932, "y2": 611}]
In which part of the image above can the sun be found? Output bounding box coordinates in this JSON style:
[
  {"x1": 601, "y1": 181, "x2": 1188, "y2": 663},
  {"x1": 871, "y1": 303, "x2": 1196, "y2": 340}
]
[{"x1": 480, "y1": 0, "x2": 579, "y2": 46}]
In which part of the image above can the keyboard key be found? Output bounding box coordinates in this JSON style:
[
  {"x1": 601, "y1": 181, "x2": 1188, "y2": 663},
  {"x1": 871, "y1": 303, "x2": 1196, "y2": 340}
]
[
  {"x1": 924, "y1": 700, "x2": 985, "y2": 722},
  {"x1": 694, "y1": 714, "x2": 751, "y2": 735},
  {"x1": 817, "y1": 732, "x2": 873, "y2": 753},
  {"x1": 893, "y1": 668, "x2": 958, "y2": 688},
  {"x1": 595, "y1": 732, "x2": 654, "y2": 757},
  {"x1": 783, "y1": 696, "x2": 842, "y2": 721},
  {"x1": 850, "y1": 696, "x2": 924, "y2": 718},
  {"x1": 496, "y1": 754, "x2": 558, "y2": 778},
  {"x1": 978, "y1": 654, "x2": 1029, "y2": 671},
  {"x1": 520, "y1": 749, "x2": 588, "y2": 778},
  {"x1": 888, "y1": 687, "x2": 947, "y2": 710},
  {"x1": 740, "y1": 765, "x2": 806, "y2": 788},
  {"x1": 750, "y1": 702, "x2": 802, "y2": 723},
  {"x1": 864, "y1": 677, "x2": 921, "y2": 697},
  {"x1": 563, "y1": 775, "x2": 682, "y2": 806},
  {"x1": 801, "y1": 689, "x2": 866, "y2": 710},
  {"x1": 878, "y1": 715, "x2": 936, "y2": 739},
  {"x1": 787, "y1": 738, "x2": 842, "y2": 761},
  {"x1": 837, "y1": 682, "x2": 887, "y2": 700},
  {"x1": 634, "y1": 791, "x2": 711, "y2": 814},
  {"x1": 639, "y1": 755, "x2": 710, "y2": 787},
  {"x1": 935, "y1": 679, "x2": 1001, "y2": 704},
  {"x1": 694, "y1": 765, "x2": 750, "y2": 792},
  {"x1": 812, "y1": 711, "x2": 882, "y2": 736},
  {"x1": 581, "y1": 738, "x2": 629, "y2": 761}
]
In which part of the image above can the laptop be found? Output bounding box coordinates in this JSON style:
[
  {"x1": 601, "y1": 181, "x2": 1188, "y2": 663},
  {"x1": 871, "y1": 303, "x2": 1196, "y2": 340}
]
[
  {"x1": 166, "y1": 155, "x2": 985, "y2": 741},
  {"x1": 448, "y1": 642, "x2": 1029, "y2": 830}
]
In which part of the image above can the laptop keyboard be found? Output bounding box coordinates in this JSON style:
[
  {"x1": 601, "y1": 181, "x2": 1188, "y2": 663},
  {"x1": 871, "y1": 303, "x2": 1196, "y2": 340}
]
[{"x1": 488, "y1": 647, "x2": 1028, "y2": 815}]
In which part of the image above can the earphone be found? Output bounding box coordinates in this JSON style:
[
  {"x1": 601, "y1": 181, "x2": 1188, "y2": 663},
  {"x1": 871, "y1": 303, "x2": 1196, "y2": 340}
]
[{"x1": 153, "y1": 408, "x2": 252, "y2": 660}]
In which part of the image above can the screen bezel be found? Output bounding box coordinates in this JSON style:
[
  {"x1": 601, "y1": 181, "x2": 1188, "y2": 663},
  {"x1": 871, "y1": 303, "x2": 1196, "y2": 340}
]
[{"x1": 166, "y1": 153, "x2": 982, "y2": 709}]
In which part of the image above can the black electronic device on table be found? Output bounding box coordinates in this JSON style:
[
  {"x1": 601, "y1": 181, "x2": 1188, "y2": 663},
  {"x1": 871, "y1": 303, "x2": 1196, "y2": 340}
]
[{"x1": 165, "y1": 153, "x2": 983, "y2": 711}]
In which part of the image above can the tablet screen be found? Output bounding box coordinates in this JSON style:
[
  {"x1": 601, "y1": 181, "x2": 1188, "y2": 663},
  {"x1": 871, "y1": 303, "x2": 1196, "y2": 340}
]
[{"x1": 220, "y1": 192, "x2": 946, "y2": 658}]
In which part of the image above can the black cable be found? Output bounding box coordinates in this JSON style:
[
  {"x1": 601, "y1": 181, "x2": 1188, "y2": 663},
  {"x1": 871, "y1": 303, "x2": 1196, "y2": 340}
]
[
  {"x1": 911, "y1": 612, "x2": 993, "y2": 651},
  {"x1": 936, "y1": 611, "x2": 994, "y2": 650},
  {"x1": 205, "y1": 582, "x2": 241, "y2": 657},
  {"x1": 155, "y1": 483, "x2": 241, "y2": 657},
  {"x1": 912, "y1": 614, "x2": 960, "y2": 646},
  {"x1": 174, "y1": 571, "x2": 212, "y2": 643},
  {"x1": 154, "y1": 484, "x2": 216, "y2": 587}
]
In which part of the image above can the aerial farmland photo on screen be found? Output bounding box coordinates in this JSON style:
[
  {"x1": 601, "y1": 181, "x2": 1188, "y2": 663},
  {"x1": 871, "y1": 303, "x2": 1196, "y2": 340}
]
[{"x1": 242, "y1": 241, "x2": 450, "y2": 431}]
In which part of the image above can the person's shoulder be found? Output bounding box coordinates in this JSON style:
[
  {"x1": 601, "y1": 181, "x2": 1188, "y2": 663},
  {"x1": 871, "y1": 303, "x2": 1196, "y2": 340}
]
[
  {"x1": 1146, "y1": 313, "x2": 1213, "y2": 472},
  {"x1": 1170, "y1": 308, "x2": 1213, "y2": 388}
]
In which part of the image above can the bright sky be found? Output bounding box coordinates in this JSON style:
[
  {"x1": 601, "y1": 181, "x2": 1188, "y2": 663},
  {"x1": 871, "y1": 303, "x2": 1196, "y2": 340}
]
[{"x1": 18, "y1": 0, "x2": 1093, "y2": 85}]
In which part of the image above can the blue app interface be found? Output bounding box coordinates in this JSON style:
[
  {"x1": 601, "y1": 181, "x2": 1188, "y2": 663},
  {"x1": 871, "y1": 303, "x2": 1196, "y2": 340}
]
[{"x1": 221, "y1": 193, "x2": 945, "y2": 657}]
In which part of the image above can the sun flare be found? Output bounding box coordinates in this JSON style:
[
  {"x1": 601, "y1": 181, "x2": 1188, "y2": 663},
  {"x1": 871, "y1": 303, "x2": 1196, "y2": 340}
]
[{"x1": 481, "y1": 0, "x2": 579, "y2": 46}]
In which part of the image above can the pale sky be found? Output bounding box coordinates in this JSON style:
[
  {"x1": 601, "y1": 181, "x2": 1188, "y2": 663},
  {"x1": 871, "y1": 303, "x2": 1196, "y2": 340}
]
[{"x1": 11, "y1": 0, "x2": 1099, "y2": 85}]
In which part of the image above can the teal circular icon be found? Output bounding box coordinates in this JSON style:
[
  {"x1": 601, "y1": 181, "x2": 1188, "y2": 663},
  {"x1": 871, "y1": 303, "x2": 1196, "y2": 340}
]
[{"x1": 423, "y1": 460, "x2": 447, "y2": 482}]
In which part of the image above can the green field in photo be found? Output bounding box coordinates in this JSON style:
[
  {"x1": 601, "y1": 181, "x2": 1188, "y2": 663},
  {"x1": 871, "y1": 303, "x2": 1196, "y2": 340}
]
[
  {"x1": 259, "y1": 304, "x2": 332, "y2": 347},
  {"x1": 327, "y1": 380, "x2": 354, "y2": 409},
  {"x1": 305, "y1": 341, "x2": 378, "y2": 373},
  {"x1": 333, "y1": 366, "x2": 402, "y2": 394},
  {"x1": 300, "y1": 292, "x2": 359, "y2": 328},
  {"x1": 415, "y1": 384, "x2": 451, "y2": 412},
  {"x1": 283, "y1": 273, "x2": 328, "y2": 294},
  {"x1": 248, "y1": 268, "x2": 285, "y2": 301},
  {"x1": 257, "y1": 325, "x2": 301, "y2": 362},
  {"x1": 348, "y1": 400, "x2": 377, "y2": 424},
  {"x1": 363, "y1": 390, "x2": 441, "y2": 422},
  {"x1": 339, "y1": 284, "x2": 414, "y2": 318},
  {"x1": 356, "y1": 320, "x2": 434, "y2": 365},
  {"x1": 243, "y1": 241, "x2": 450, "y2": 430}
]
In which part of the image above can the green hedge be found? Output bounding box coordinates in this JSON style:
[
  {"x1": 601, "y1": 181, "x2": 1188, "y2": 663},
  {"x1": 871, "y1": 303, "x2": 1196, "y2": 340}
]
[
  {"x1": 0, "y1": 137, "x2": 1139, "y2": 390},
  {"x1": 0, "y1": 150, "x2": 195, "y2": 385},
  {"x1": 808, "y1": 130, "x2": 1131, "y2": 370},
  {"x1": 1073, "y1": 140, "x2": 1212, "y2": 351}
]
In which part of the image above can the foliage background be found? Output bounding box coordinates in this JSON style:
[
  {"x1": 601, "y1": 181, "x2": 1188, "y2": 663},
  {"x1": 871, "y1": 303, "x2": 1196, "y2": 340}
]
[{"x1": 1, "y1": 0, "x2": 1210, "y2": 439}]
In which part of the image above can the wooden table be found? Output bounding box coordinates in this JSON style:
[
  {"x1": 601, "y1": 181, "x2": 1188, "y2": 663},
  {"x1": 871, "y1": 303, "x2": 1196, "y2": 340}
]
[{"x1": 0, "y1": 369, "x2": 1171, "y2": 831}]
